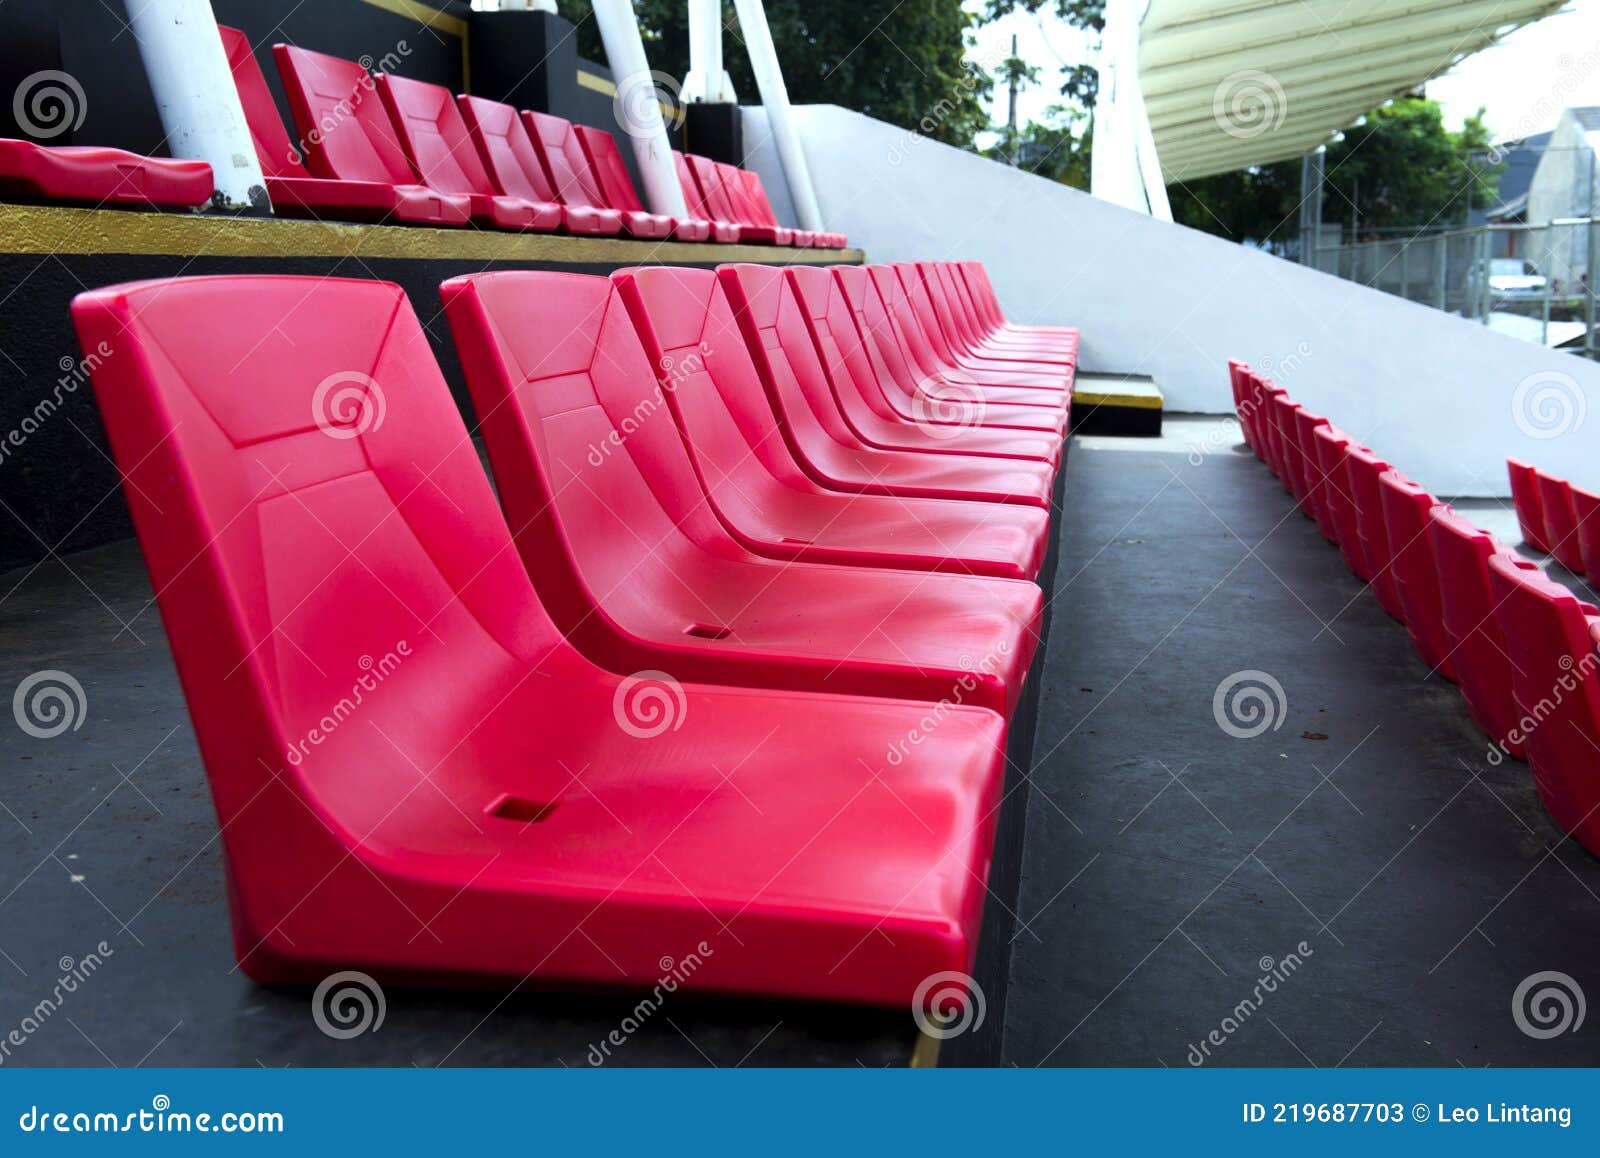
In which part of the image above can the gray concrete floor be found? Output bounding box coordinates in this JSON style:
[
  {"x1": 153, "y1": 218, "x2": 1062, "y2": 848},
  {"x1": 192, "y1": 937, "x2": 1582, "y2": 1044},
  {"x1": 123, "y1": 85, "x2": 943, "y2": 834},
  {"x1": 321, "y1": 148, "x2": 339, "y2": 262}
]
[{"x1": 1003, "y1": 416, "x2": 1600, "y2": 1066}]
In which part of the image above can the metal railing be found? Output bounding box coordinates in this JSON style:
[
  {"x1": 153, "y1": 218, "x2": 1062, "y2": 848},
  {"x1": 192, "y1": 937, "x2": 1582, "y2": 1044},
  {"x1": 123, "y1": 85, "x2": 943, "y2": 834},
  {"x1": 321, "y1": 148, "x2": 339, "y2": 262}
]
[{"x1": 1310, "y1": 220, "x2": 1600, "y2": 359}]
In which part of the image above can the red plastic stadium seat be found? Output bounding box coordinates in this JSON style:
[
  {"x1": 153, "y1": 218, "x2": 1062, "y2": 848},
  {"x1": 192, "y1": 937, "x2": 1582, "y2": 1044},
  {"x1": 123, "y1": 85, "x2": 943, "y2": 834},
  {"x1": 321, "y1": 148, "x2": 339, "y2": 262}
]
[
  {"x1": 1291, "y1": 408, "x2": 1333, "y2": 536},
  {"x1": 958, "y1": 261, "x2": 1078, "y2": 352},
  {"x1": 521, "y1": 111, "x2": 660, "y2": 237},
  {"x1": 1572, "y1": 483, "x2": 1600, "y2": 579},
  {"x1": 454, "y1": 96, "x2": 615, "y2": 236},
  {"x1": 717, "y1": 265, "x2": 1055, "y2": 509},
  {"x1": 614, "y1": 266, "x2": 1051, "y2": 581},
  {"x1": 1344, "y1": 444, "x2": 1405, "y2": 620},
  {"x1": 272, "y1": 44, "x2": 470, "y2": 226},
  {"x1": 834, "y1": 267, "x2": 1068, "y2": 437},
  {"x1": 1312, "y1": 425, "x2": 1362, "y2": 572},
  {"x1": 571, "y1": 125, "x2": 710, "y2": 242},
  {"x1": 1267, "y1": 394, "x2": 1303, "y2": 497},
  {"x1": 0, "y1": 139, "x2": 210, "y2": 208},
  {"x1": 376, "y1": 74, "x2": 561, "y2": 231},
  {"x1": 440, "y1": 270, "x2": 1042, "y2": 714},
  {"x1": 1507, "y1": 457, "x2": 1551, "y2": 552},
  {"x1": 72, "y1": 273, "x2": 1009, "y2": 1006},
  {"x1": 736, "y1": 166, "x2": 843, "y2": 247},
  {"x1": 1255, "y1": 383, "x2": 1288, "y2": 479},
  {"x1": 1377, "y1": 471, "x2": 1457, "y2": 680},
  {"x1": 894, "y1": 264, "x2": 1071, "y2": 385},
  {"x1": 1536, "y1": 468, "x2": 1585, "y2": 573},
  {"x1": 670, "y1": 151, "x2": 740, "y2": 242},
  {"x1": 702, "y1": 157, "x2": 792, "y2": 245},
  {"x1": 785, "y1": 268, "x2": 1060, "y2": 463},
  {"x1": 1488, "y1": 553, "x2": 1600, "y2": 853},
  {"x1": 220, "y1": 25, "x2": 425, "y2": 222},
  {"x1": 1428, "y1": 508, "x2": 1524, "y2": 757}
]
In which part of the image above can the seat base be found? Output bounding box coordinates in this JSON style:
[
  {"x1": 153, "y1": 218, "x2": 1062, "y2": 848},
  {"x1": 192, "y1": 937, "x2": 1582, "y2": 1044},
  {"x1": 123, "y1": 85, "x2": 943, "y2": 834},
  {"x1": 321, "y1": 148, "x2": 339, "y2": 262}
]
[{"x1": 0, "y1": 139, "x2": 212, "y2": 208}]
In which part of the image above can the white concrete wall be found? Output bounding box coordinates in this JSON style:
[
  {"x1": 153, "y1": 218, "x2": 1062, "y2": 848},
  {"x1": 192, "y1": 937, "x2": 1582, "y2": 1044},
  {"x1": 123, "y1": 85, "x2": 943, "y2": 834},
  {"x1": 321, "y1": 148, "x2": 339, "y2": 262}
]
[{"x1": 742, "y1": 104, "x2": 1600, "y2": 497}]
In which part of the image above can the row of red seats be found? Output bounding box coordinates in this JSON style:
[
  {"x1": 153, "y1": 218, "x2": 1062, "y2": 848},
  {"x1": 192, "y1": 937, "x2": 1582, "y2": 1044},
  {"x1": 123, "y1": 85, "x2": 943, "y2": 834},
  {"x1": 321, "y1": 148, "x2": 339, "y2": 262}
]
[
  {"x1": 1230, "y1": 361, "x2": 1600, "y2": 855},
  {"x1": 70, "y1": 260, "x2": 1075, "y2": 1007},
  {"x1": 222, "y1": 27, "x2": 844, "y2": 245},
  {"x1": 1507, "y1": 459, "x2": 1600, "y2": 578}
]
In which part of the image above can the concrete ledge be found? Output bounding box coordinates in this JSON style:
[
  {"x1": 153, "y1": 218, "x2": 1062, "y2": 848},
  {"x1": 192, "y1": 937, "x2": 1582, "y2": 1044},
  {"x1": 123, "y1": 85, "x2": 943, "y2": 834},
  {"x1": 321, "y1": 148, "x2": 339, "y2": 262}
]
[{"x1": 1071, "y1": 373, "x2": 1165, "y2": 437}]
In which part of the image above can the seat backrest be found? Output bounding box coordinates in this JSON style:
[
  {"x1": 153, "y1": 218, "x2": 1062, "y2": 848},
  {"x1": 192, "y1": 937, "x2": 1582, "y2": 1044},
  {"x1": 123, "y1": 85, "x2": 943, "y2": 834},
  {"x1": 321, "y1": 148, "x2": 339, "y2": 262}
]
[
  {"x1": 1428, "y1": 506, "x2": 1521, "y2": 753},
  {"x1": 218, "y1": 25, "x2": 307, "y2": 180},
  {"x1": 960, "y1": 261, "x2": 1006, "y2": 329},
  {"x1": 736, "y1": 168, "x2": 782, "y2": 228},
  {"x1": 788, "y1": 265, "x2": 899, "y2": 423},
  {"x1": 892, "y1": 263, "x2": 966, "y2": 366},
  {"x1": 685, "y1": 155, "x2": 744, "y2": 225},
  {"x1": 1291, "y1": 408, "x2": 1332, "y2": 531},
  {"x1": 69, "y1": 275, "x2": 561, "y2": 819},
  {"x1": 1312, "y1": 424, "x2": 1357, "y2": 563},
  {"x1": 866, "y1": 265, "x2": 945, "y2": 381},
  {"x1": 1572, "y1": 483, "x2": 1600, "y2": 578},
  {"x1": 1268, "y1": 394, "x2": 1305, "y2": 496},
  {"x1": 572, "y1": 124, "x2": 645, "y2": 213},
  {"x1": 927, "y1": 262, "x2": 988, "y2": 352},
  {"x1": 1536, "y1": 469, "x2": 1583, "y2": 571},
  {"x1": 1487, "y1": 551, "x2": 1600, "y2": 844},
  {"x1": 455, "y1": 95, "x2": 561, "y2": 204},
  {"x1": 717, "y1": 263, "x2": 860, "y2": 453},
  {"x1": 834, "y1": 264, "x2": 925, "y2": 403},
  {"x1": 1506, "y1": 457, "x2": 1551, "y2": 552},
  {"x1": 522, "y1": 110, "x2": 606, "y2": 208},
  {"x1": 1378, "y1": 470, "x2": 1454, "y2": 672},
  {"x1": 272, "y1": 44, "x2": 415, "y2": 185},
  {"x1": 375, "y1": 74, "x2": 496, "y2": 198},
  {"x1": 671, "y1": 151, "x2": 713, "y2": 220},
  {"x1": 613, "y1": 266, "x2": 811, "y2": 507},
  {"x1": 441, "y1": 271, "x2": 734, "y2": 644},
  {"x1": 1343, "y1": 444, "x2": 1396, "y2": 589}
]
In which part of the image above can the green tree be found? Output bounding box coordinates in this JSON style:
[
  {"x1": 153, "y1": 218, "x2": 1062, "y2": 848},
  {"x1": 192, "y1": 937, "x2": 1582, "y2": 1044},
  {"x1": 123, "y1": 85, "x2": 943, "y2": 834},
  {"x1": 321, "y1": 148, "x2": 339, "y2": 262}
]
[
  {"x1": 1167, "y1": 163, "x2": 1301, "y2": 251},
  {"x1": 985, "y1": 105, "x2": 1091, "y2": 188},
  {"x1": 982, "y1": 0, "x2": 1103, "y2": 107},
  {"x1": 558, "y1": 0, "x2": 994, "y2": 148}
]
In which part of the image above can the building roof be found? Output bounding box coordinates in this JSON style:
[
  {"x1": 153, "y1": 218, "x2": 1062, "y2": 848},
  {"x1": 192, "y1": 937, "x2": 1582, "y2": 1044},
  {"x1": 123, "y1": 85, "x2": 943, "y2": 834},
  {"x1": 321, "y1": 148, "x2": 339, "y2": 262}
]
[{"x1": 1142, "y1": 0, "x2": 1567, "y2": 181}]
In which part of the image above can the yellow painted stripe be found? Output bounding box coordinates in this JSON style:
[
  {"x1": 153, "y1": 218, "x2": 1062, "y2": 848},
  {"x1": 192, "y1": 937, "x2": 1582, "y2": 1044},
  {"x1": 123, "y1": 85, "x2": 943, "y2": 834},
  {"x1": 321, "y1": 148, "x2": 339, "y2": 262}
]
[
  {"x1": 0, "y1": 204, "x2": 863, "y2": 266},
  {"x1": 908, "y1": 1030, "x2": 941, "y2": 1068},
  {"x1": 355, "y1": 0, "x2": 467, "y2": 38},
  {"x1": 1074, "y1": 390, "x2": 1164, "y2": 412},
  {"x1": 576, "y1": 70, "x2": 615, "y2": 96}
]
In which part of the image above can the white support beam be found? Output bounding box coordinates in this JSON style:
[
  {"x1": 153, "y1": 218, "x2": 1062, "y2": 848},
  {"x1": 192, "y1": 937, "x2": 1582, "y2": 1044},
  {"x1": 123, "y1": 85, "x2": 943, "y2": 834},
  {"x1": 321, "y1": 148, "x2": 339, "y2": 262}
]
[
  {"x1": 1093, "y1": 0, "x2": 1169, "y2": 219},
  {"x1": 682, "y1": 0, "x2": 737, "y2": 103},
  {"x1": 125, "y1": 0, "x2": 267, "y2": 212},
  {"x1": 591, "y1": 0, "x2": 690, "y2": 218},
  {"x1": 730, "y1": 0, "x2": 824, "y2": 231}
]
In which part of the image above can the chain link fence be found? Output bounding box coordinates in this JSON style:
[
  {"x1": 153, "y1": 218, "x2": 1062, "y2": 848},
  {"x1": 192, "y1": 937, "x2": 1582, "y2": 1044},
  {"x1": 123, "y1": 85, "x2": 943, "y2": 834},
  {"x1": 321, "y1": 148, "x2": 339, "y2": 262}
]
[{"x1": 1310, "y1": 220, "x2": 1600, "y2": 359}]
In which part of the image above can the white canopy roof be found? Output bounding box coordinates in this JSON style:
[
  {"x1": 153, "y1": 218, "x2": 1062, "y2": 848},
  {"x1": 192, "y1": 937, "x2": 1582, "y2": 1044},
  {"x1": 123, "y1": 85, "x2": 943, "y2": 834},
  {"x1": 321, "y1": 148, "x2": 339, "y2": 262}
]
[{"x1": 1142, "y1": 0, "x2": 1568, "y2": 181}]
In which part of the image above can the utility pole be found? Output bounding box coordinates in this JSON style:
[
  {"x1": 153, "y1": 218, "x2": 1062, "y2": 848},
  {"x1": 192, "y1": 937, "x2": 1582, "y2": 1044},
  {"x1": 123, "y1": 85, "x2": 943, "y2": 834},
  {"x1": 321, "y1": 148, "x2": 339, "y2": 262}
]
[{"x1": 1007, "y1": 34, "x2": 1020, "y2": 166}]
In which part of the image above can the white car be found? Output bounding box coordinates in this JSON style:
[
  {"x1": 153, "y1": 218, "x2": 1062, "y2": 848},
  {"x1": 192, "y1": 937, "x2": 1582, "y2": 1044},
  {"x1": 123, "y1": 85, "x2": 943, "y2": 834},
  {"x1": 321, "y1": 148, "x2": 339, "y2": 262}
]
[{"x1": 1487, "y1": 258, "x2": 1548, "y2": 300}]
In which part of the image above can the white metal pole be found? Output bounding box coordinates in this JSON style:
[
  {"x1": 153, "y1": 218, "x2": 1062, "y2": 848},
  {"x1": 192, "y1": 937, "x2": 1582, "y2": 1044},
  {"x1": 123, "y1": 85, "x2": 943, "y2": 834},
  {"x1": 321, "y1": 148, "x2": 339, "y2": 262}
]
[
  {"x1": 683, "y1": 0, "x2": 736, "y2": 103},
  {"x1": 591, "y1": 0, "x2": 691, "y2": 218},
  {"x1": 124, "y1": 0, "x2": 268, "y2": 212},
  {"x1": 1128, "y1": 0, "x2": 1171, "y2": 220},
  {"x1": 730, "y1": 0, "x2": 824, "y2": 232}
]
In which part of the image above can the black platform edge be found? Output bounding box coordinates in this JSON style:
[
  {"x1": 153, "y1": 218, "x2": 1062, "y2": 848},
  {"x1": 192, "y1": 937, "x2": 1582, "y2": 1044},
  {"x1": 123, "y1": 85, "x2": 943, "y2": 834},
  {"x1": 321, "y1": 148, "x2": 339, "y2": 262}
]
[
  {"x1": 1069, "y1": 402, "x2": 1162, "y2": 438},
  {"x1": 936, "y1": 439, "x2": 1068, "y2": 1066}
]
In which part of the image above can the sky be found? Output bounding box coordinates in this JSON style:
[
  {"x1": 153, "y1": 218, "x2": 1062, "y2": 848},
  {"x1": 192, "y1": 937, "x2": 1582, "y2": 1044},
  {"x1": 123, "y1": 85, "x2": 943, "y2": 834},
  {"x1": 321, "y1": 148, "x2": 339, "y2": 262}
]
[{"x1": 967, "y1": 0, "x2": 1600, "y2": 145}]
